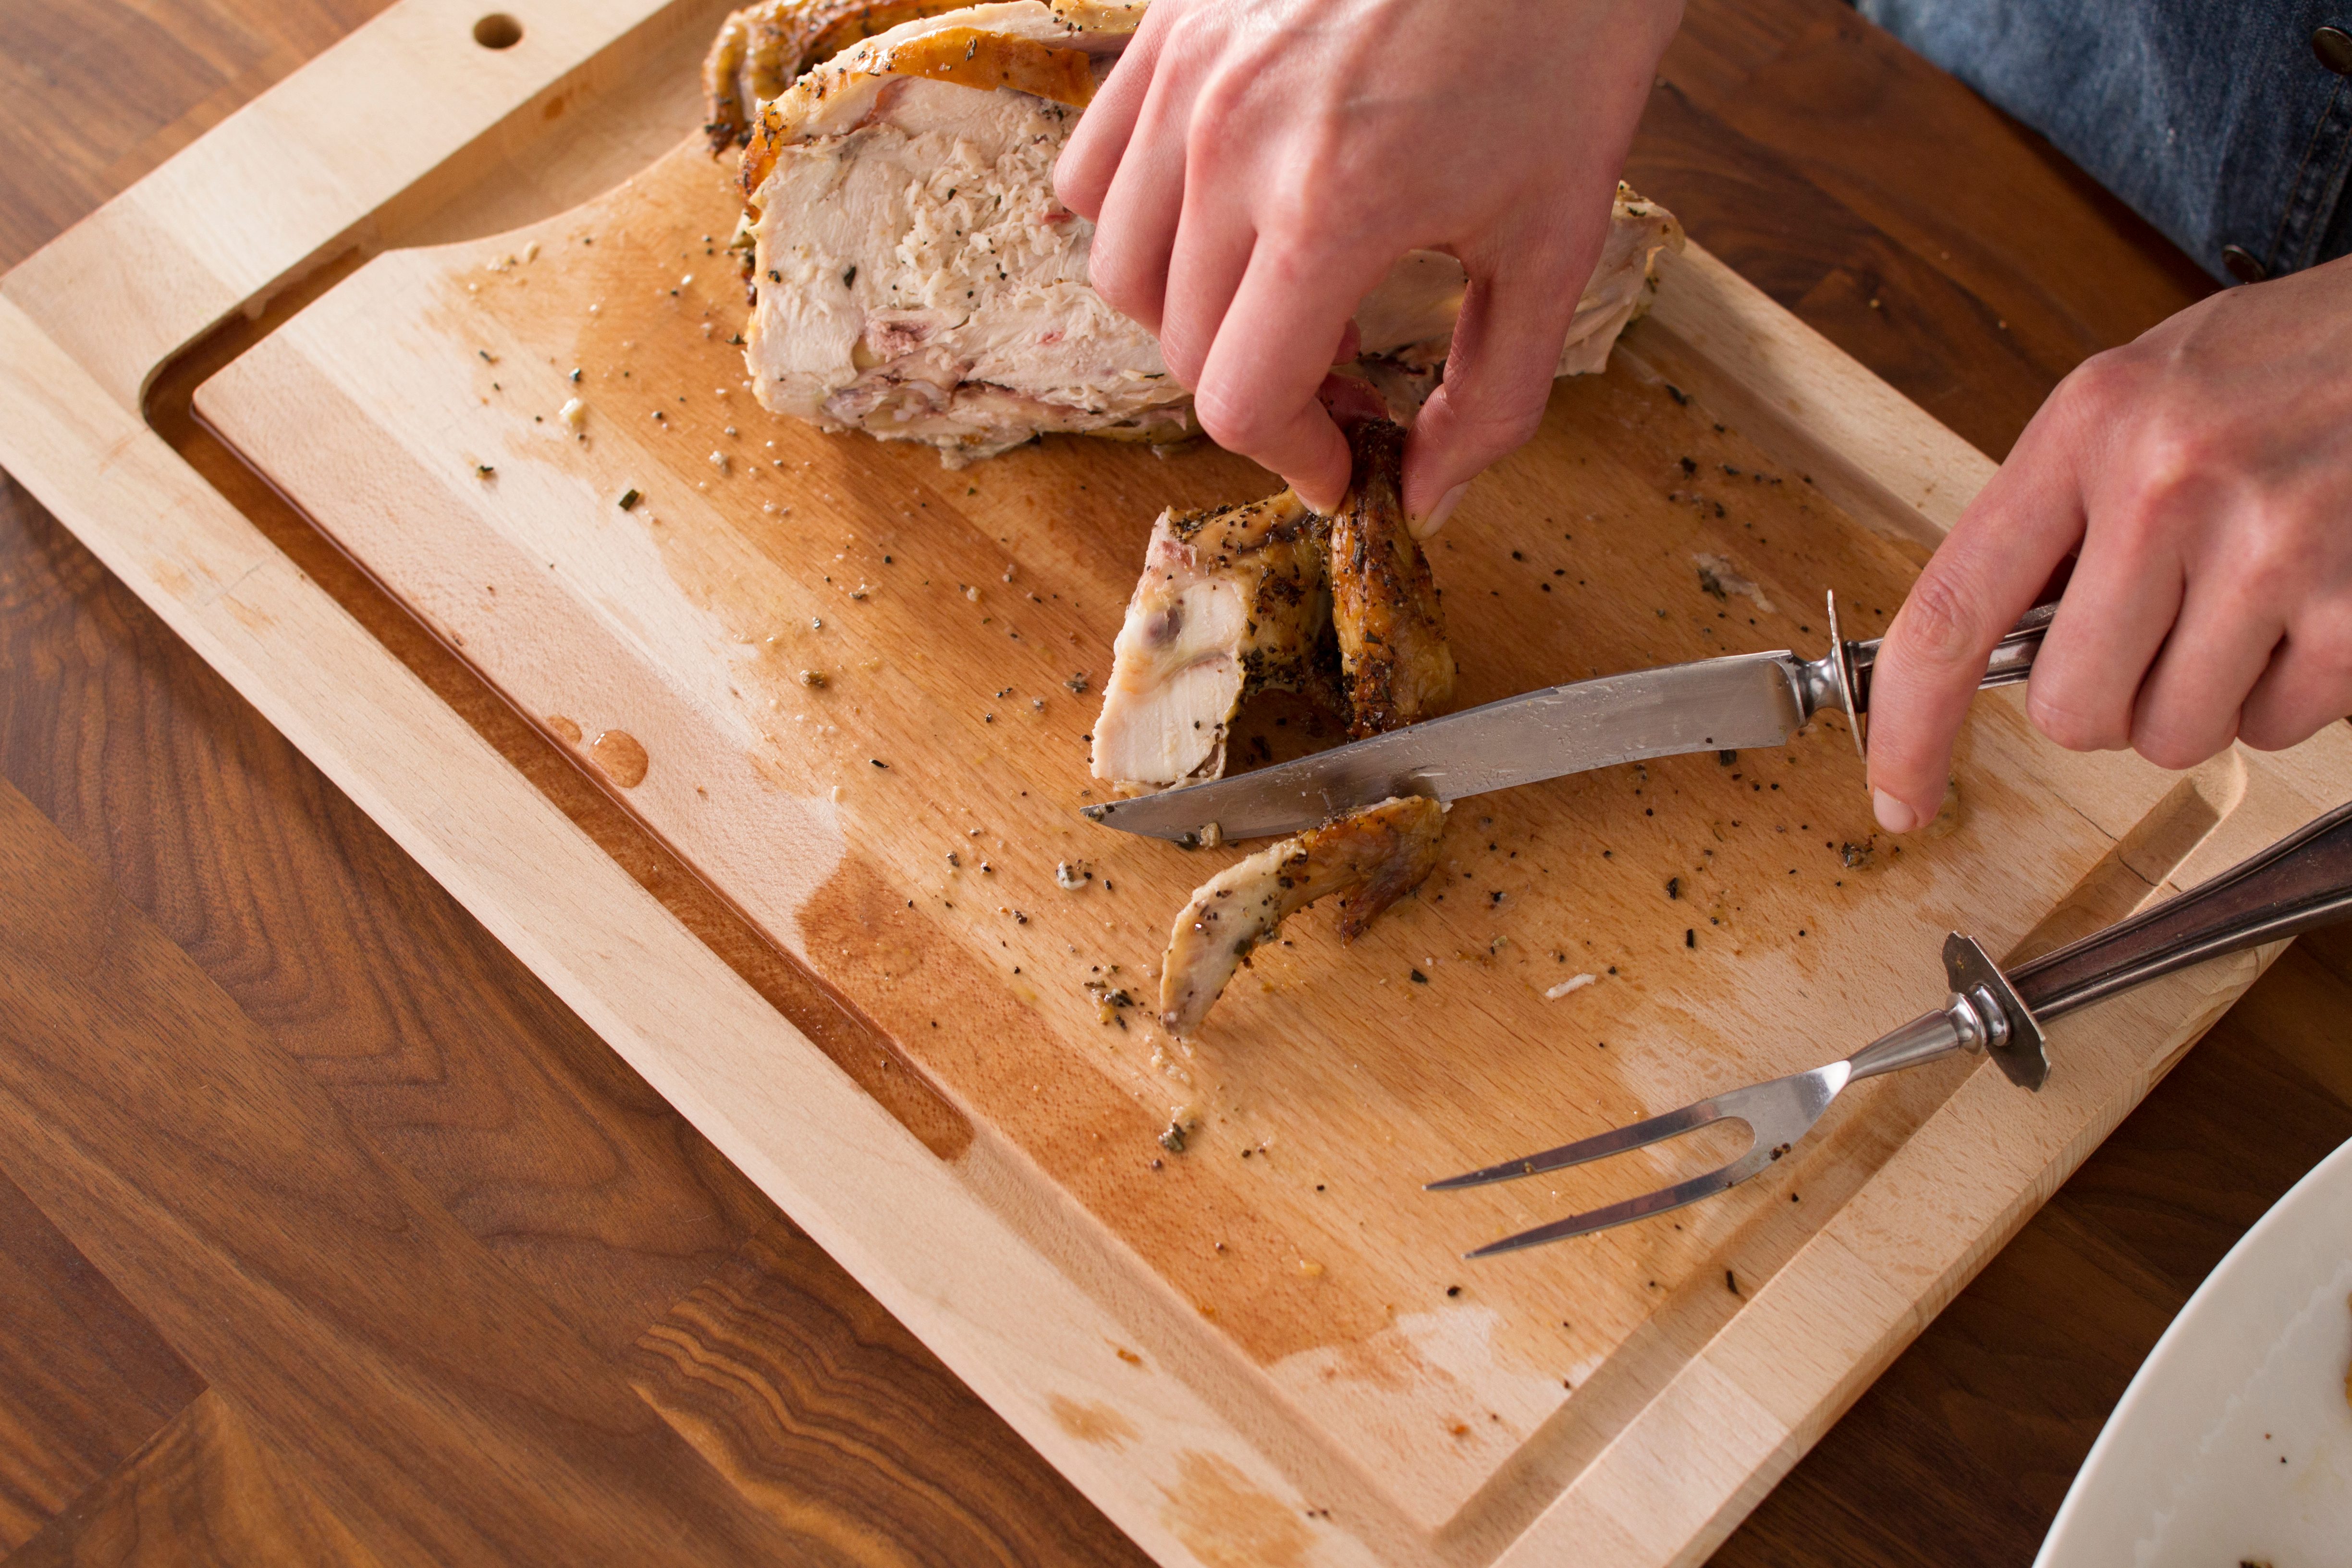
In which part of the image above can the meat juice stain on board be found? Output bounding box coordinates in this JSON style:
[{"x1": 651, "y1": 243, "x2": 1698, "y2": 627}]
[{"x1": 590, "y1": 728, "x2": 650, "y2": 787}]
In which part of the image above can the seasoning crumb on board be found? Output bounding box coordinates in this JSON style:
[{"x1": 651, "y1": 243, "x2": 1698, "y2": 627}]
[
  {"x1": 1693, "y1": 552, "x2": 1776, "y2": 614},
  {"x1": 1918, "y1": 775, "x2": 1965, "y2": 841}
]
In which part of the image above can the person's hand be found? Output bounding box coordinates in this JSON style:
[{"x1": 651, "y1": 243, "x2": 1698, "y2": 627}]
[
  {"x1": 1055, "y1": 0, "x2": 1681, "y2": 521},
  {"x1": 1866, "y1": 253, "x2": 2352, "y2": 832}
]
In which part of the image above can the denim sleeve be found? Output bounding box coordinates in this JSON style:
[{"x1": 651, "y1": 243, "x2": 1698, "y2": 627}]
[{"x1": 1855, "y1": 0, "x2": 2352, "y2": 283}]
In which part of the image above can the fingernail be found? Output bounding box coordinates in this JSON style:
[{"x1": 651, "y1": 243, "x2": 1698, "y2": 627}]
[
  {"x1": 1873, "y1": 789, "x2": 1920, "y2": 834},
  {"x1": 1411, "y1": 482, "x2": 1470, "y2": 539}
]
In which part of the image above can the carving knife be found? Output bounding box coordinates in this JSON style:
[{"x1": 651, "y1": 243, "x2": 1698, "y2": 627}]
[{"x1": 1080, "y1": 594, "x2": 2052, "y2": 845}]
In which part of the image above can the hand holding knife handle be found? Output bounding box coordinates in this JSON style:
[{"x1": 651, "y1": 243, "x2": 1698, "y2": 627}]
[{"x1": 1798, "y1": 593, "x2": 2057, "y2": 758}]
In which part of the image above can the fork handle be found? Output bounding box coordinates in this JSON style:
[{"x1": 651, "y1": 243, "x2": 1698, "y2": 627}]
[{"x1": 2009, "y1": 798, "x2": 2352, "y2": 1021}]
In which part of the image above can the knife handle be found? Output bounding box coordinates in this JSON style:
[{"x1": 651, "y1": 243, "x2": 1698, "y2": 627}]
[{"x1": 1843, "y1": 600, "x2": 2056, "y2": 716}]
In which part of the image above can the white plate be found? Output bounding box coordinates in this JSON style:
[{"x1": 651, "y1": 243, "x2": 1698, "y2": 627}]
[{"x1": 2036, "y1": 1135, "x2": 2352, "y2": 1568}]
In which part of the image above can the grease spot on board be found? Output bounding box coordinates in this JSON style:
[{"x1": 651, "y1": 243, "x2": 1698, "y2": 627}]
[
  {"x1": 591, "y1": 727, "x2": 649, "y2": 786},
  {"x1": 1264, "y1": 1303, "x2": 1559, "y2": 1507},
  {"x1": 1159, "y1": 1450, "x2": 1313, "y2": 1568},
  {"x1": 1049, "y1": 1394, "x2": 1138, "y2": 1450},
  {"x1": 545, "y1": 712, "x2": 584, "y2": 744},
  {"x1": 789, "y1": 850, "x2": 973, "y2": 1158}
]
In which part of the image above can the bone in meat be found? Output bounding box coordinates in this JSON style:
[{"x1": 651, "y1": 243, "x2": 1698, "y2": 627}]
[
  {"x1": 1091, "y1": 490, "x2": 1335, "y2": 790},
  {"x1": 1158, "y1": 795, "x2": 1447, "y2": 1036},
  {"x1": 1091, "y1": 416, "x2": 1451, "y2": 791},
  {"x1": 1330, "y1": 418, "x2": 1455, "y2": 737}
]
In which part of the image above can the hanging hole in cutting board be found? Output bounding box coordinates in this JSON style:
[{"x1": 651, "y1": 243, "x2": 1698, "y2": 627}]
[{"x1": 473, "y1": 13, "x2": 523, "y2": 49}]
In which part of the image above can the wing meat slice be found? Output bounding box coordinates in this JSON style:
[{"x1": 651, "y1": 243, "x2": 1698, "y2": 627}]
[
  {"x1": 1159, "y1": 795, "x2": 1447, "y2": 1035},
  {"x1": 1090, "y1": 490, "x2": 1333, "y2": 790}
]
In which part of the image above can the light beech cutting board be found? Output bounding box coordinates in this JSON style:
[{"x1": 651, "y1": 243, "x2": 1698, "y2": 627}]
[{"x1": 177, "y1": 118, "x2": 2342, "y2": 1566}]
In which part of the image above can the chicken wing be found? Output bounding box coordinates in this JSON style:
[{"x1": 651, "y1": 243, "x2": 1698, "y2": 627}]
[{"x1": 1330, "y1": 418, "x2": 1456, "y2": 737}]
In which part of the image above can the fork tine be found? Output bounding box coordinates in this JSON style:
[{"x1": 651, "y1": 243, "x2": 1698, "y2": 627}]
[
  {"x1": 1423, "y1": 1096, "x2": 1734, "y2": 1191},
  {"x1": 1438, "y1": 1062, "x2": 1855, "y2": 1256},
  {"x1": 1463, "y1": 1158, "x2": 1760, "y2": 1256}
]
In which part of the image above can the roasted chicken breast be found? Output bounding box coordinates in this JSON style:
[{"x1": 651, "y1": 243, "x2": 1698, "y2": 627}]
[
  {"x1": 709, "y1": 1, "x2": 1684, "y2": 463},
  {"x1": 733, "y1": 3, "x2": 1182, "y2": 464},
  {"x1": 1159, "y1": 795, "x2": 1447, "y2": 1036}
]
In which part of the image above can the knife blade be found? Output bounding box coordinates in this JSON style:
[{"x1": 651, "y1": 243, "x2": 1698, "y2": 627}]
[{"x1": 1080, "y1": 594, "x2": 2053, "y2": 845}]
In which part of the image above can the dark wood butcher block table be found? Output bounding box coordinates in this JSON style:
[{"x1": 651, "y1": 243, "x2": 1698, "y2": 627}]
[{"x1": 0, "y1": 0, "x2": 2345, "y2": 1562}]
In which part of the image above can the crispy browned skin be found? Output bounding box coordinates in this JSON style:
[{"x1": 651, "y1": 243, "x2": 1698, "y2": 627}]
[
  {"x1": 735, "y1": 25, "x2": 1101, "y2": 198},
  {"x1": 1329, "y1": 419, "x2": 1457, "y2": 738},
  {"x1": 1158, "y1": 796, "x2": 1446, "y2": 1035},
  {"x1": 702, "y1": 0, "x2": 974, "y2": 153},
  {"x1": 876, "y1": 25, "x2": 1098, "y2": 102}
]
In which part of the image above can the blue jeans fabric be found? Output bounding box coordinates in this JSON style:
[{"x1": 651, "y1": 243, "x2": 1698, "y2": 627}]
[{"x1": 1855, "y1": 0, "x2": 2352, "y2": 282}]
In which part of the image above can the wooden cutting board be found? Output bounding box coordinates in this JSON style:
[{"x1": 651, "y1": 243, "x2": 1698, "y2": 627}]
[{"x1": 185, "y1": 122, "x2": 2343, "y2": 1565}]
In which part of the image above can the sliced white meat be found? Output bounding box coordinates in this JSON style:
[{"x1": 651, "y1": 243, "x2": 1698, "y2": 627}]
[
  {"x1": 1349, "y1": 184, "x2": 1685, "y2": 418},
  {"x1": 741, "y1": 7, "x2": 1183, "y2": 463},
  {"x1": 1158, "y1": 795, "x2": 1448, "y2": 1036}
]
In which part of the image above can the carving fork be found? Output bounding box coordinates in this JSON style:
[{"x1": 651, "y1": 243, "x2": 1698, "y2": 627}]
[{"x1": 1430, "y1": 799, "x2": 2352, "y2": 1257}]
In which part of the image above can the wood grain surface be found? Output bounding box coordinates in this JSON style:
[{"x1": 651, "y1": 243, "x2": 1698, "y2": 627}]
[{"x1": 0, "y1": 2, "x2": 2343, "y2": 1566}]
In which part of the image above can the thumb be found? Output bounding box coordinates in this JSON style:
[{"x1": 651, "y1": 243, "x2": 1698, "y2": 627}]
[{"x1": 1864, "y1": 429, "x2": 2083, "y2": 831}]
